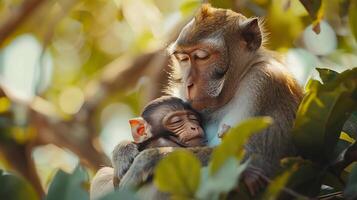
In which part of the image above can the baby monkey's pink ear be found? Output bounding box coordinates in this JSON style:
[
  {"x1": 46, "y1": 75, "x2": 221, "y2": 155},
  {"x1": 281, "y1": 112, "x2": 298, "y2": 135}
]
[{"x1": 129, "y1": 117, "x2": 149, "y2": 143}]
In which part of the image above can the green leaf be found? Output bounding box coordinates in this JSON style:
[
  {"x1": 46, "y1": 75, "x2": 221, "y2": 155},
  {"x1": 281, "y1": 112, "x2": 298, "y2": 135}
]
[
  {"x1": 343, "y1": 111, "x2": 357, "y2": 140},
  {"x1": 46, "y1": 166, "x2": 89, "y2": 200},
  {"x1": 322, "y1": 172, "x2": 344, "y2": 191},
  {"x1": 344, "y1": 165, "x2": 357, "y2": 199},
  {"x1": 263, "y1": 164, "x2": 297, "y2": 200},
  {"x1": 281, "y1": 157, "x2": 323, "y2": 197},
  {"x1": 292, "y1": 68, "x2": 357, "y2": 163},
  {"x1": 209, "y1": 117, "x2": 273, "y2": 174},
  {"x1": 0, "y1": 170, "x2": 39, "y2": 200},
  {"x1": 316, "y1": 68, "x2": 338, "y2": 84},
  {"x1": 99, "y1": 189, "x2": 139, "y2": 200},
  {"x1": 196, "y1": 158, "x2": 248, "y2": 200},
  {"x1": 154, "y1": 150, "x2": 201, "y2": 199},
  {"x1": 349, "y1": 1, "x2": 357, "y2": 41},
  {"x1": 331, "y1": 138, "x2": 353, "y2": 163}
]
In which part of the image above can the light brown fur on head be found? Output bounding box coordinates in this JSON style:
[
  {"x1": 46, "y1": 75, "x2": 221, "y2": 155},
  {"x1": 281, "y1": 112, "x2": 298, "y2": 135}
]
[
  {"x1": 167, "y1": 4, "x2": 269, "y2": 112},
  {"x1": 176, "y1": 4, "x2": 247, "y2": 46}
]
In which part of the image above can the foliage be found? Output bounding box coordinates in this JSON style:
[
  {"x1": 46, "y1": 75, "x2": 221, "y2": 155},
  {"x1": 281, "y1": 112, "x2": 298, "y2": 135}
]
[
  {"x1": 154, "y1": 150, "x2": 201, "y2": 199},
  {"x1": 209, "y1": 117, "x2": 272, "y2": 174},
  {"x1": 0, "y1": 169, "x2": 39, "y2": 200},
  {"x1": 262, "y1": 165, "x2": 297, "y2": 200},
  {"x1": 46, "y1": 166, "x2": 89, "y2": 200},
  {"x1": 293, "y1": 68, "x2": 357, "y2": 162}
]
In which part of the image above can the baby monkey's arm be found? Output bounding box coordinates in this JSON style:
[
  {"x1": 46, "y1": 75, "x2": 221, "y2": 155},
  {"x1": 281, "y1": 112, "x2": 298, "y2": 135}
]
[
  {"x1": 112, "y1": 140, "x2": 140, "y2": 187},
  {"x1": 118, "y1": 146, "x2": 213, "y2": 188}
]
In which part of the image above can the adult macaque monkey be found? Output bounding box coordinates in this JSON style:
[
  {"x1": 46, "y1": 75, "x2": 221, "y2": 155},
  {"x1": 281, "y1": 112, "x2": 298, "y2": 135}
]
[
  {"x1": 167, "y1": 4, "x2": 303, "y2": 195},
  {"x1": 90, "y1": 96, "x2": 210, "y2": 200},
  {"x1": 92, "y1": 4, "x2": 303, "y2": 199}
]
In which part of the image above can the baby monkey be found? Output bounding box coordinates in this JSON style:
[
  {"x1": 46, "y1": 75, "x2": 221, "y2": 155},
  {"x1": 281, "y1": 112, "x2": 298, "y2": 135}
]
[
  {"x1": 92, "y1": 96, "x2": 264, "y2": 199},
  {"x1": 130, "y1": 96, "x2": 205, "y2": 149},
  {"x1": 112, "y1": 96, "x2": 206, "y2": 188}
]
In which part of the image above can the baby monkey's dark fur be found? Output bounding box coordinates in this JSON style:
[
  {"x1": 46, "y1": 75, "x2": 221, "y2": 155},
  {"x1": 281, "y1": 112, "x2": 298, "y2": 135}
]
[{"x1": 112, "y1": 96, "x2": 208, "y2": 189}]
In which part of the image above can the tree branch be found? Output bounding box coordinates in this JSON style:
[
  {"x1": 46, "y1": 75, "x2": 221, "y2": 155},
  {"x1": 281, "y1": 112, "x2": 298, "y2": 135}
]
[{"x1": 0, "y1": 0, "x2": 45, "y2": 46}]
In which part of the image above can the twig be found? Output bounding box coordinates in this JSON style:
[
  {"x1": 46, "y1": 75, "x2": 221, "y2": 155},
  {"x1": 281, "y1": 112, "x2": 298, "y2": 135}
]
[
  {"x1": 259, "y1": 173, "x2": 312, "y2": 200},
  {"x1": 318, "y1": 191, "x2": 343, "y2": 200},
  {"x1": 0, "y1": 143, "x2": 44, "y2": 196},
  {"x1": 0, "y1": 0, "x2": 45, "y2": 46}
]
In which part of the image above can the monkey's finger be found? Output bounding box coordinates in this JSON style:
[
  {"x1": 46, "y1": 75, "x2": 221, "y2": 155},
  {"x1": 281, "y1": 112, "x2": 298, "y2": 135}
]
[
  {"x1": 252, "y1": 175, "x2": 264, "y2": 192},
  {"x1": 113, "y1": 177, "x2": 120, "y2": 188},
  {"x1": 244, "y1": 177, "x2": 259, "y2": 196},
  {"x1": 257, "y1": 176, "x2": 267, "y2": 189},
  {"x1": 246, "y1": 182, "x2": 256, "y2": 196},
  {"x1": 248, "y1": 166, "x2": 263, "y2": 175}
]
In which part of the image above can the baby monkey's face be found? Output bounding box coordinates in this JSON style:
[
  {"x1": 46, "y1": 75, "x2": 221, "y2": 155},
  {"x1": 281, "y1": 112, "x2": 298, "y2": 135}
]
[
  {"x1": 163, "y1": 110, "x2": 205, "y2": 147},
  {"x1": 129, "y1": 96, "x2": 206, "y2": 148}
]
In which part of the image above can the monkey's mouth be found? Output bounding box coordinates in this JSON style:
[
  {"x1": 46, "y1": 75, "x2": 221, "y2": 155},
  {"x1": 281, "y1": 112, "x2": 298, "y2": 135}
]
[
  {"x1": 188, "y1": 97, "x2": 220, "y2": 111},
  {"x1": 184, "y1": 136, "x2": 207, "y2": 147}
]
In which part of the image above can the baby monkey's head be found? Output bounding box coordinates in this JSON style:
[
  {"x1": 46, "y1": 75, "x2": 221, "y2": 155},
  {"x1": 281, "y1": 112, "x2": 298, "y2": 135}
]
[{"x1": 129, "y1": 96, "x2": 206, "y2": 149}]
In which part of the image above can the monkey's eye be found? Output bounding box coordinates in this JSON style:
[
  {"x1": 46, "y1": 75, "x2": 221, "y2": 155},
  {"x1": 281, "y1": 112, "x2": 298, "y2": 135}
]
[
  {"x1": 169, "y1": 116, "x2": 182, "y2": 124},
  {"x1": 188, "y1": 114, "x2": 199, "y2": 121},
  {"x1": 175, "y1": 53, "x2": 190, "y2": 63},
  {"x1": 193, "y1": 49, "x2": 209, "y2": 60}
]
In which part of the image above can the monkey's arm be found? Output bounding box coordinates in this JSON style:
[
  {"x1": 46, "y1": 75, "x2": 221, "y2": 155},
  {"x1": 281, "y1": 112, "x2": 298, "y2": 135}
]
[
  {"x1": 239, "y1": 121, "x2": 296, "y2": 196},
  {"x1": 119, "y1": 147, "x2": 213, "y2": 188},
  {"x1": 90, "y1": 167, "x2": 115, "y2": 200},
  {"x1": 112, "y1": 141, "x2": 140, "y2": 187},
  {"x1": 89, "y1": 141, "x2": 139, "y2": 199}
]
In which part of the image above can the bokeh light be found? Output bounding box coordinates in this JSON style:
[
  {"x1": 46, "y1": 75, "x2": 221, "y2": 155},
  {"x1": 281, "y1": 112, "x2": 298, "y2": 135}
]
[
  {"x1": 58, "y1": 86, "x2": 84, "y2": 115},
  {"x1": 0, "y1": 34, "x2": 53, "y2": 102}
]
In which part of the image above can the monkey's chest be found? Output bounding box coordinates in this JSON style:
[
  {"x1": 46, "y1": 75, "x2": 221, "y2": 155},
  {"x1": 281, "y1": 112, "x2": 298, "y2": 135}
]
[{"x1": 204, "y1": 121, "x2": 221, "y2": 146}]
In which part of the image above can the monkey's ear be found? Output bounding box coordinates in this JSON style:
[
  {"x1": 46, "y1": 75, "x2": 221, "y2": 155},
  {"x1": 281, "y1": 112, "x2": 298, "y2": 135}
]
[
  {"x1": 240, "y1": 18, "x2": 262, "y2": 51},
  {"x1": 195, "y1": 3, "x2": 213, "y2": 21},
  {"x1": 129, "y1": 117, "x2": 151, "y2": 143}
]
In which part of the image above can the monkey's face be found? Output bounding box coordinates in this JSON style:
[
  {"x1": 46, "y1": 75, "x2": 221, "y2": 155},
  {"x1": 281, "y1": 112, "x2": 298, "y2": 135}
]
[
  {"x1": 170, "y1": 37, "x2": 229, "y2": 111},
  {"x1": 163, "y1": 110, "x2": 205, "y2": 146},
  {"x1": 169, "y1": 5, "x2": 262, "y2": 111}
]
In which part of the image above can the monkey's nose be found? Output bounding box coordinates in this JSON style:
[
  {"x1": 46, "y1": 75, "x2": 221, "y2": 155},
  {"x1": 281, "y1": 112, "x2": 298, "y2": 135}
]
[
  {"x1": 186, "y1": 77, "x2": 194, "y2": 88},
  {"x1": 186, "y1": 82, "x2": 194, "y2": 100},
  {"x1": 191, "y1": 126, "x2": 203, "y2": 135}
]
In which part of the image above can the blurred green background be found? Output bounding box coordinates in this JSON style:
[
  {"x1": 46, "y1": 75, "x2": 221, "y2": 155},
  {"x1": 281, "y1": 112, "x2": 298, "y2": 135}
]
[{"x1": 0, "y1": 0, "x2": 356, "y2": 197}]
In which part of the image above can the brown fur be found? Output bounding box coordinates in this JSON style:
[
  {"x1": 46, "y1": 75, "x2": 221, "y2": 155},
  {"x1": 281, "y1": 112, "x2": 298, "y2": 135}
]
[
  {"x1": 240, "y1": 58, "x2": 303, "y2": 175},
  {"x1": 178, "y1": 4, "x2": 247, "y2": 45}
]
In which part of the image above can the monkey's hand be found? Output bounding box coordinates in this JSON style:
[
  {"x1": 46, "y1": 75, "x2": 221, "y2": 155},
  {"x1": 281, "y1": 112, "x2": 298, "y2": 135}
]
[
  {"x1": 241, "y1": 166, "x2": 268, "y2": 196},
  {"x1": 119, "y1": 147, "x2": 213, "y2": 189},
  {"x1": 112, "y1": 141, "x2": 140, "y2": 187},
  {"x1": 119, "y1": 147, "x2": 173, "y2": 188},
  {"x1": 218, "y1": 124, "x2": 231, "y2": 138}
]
